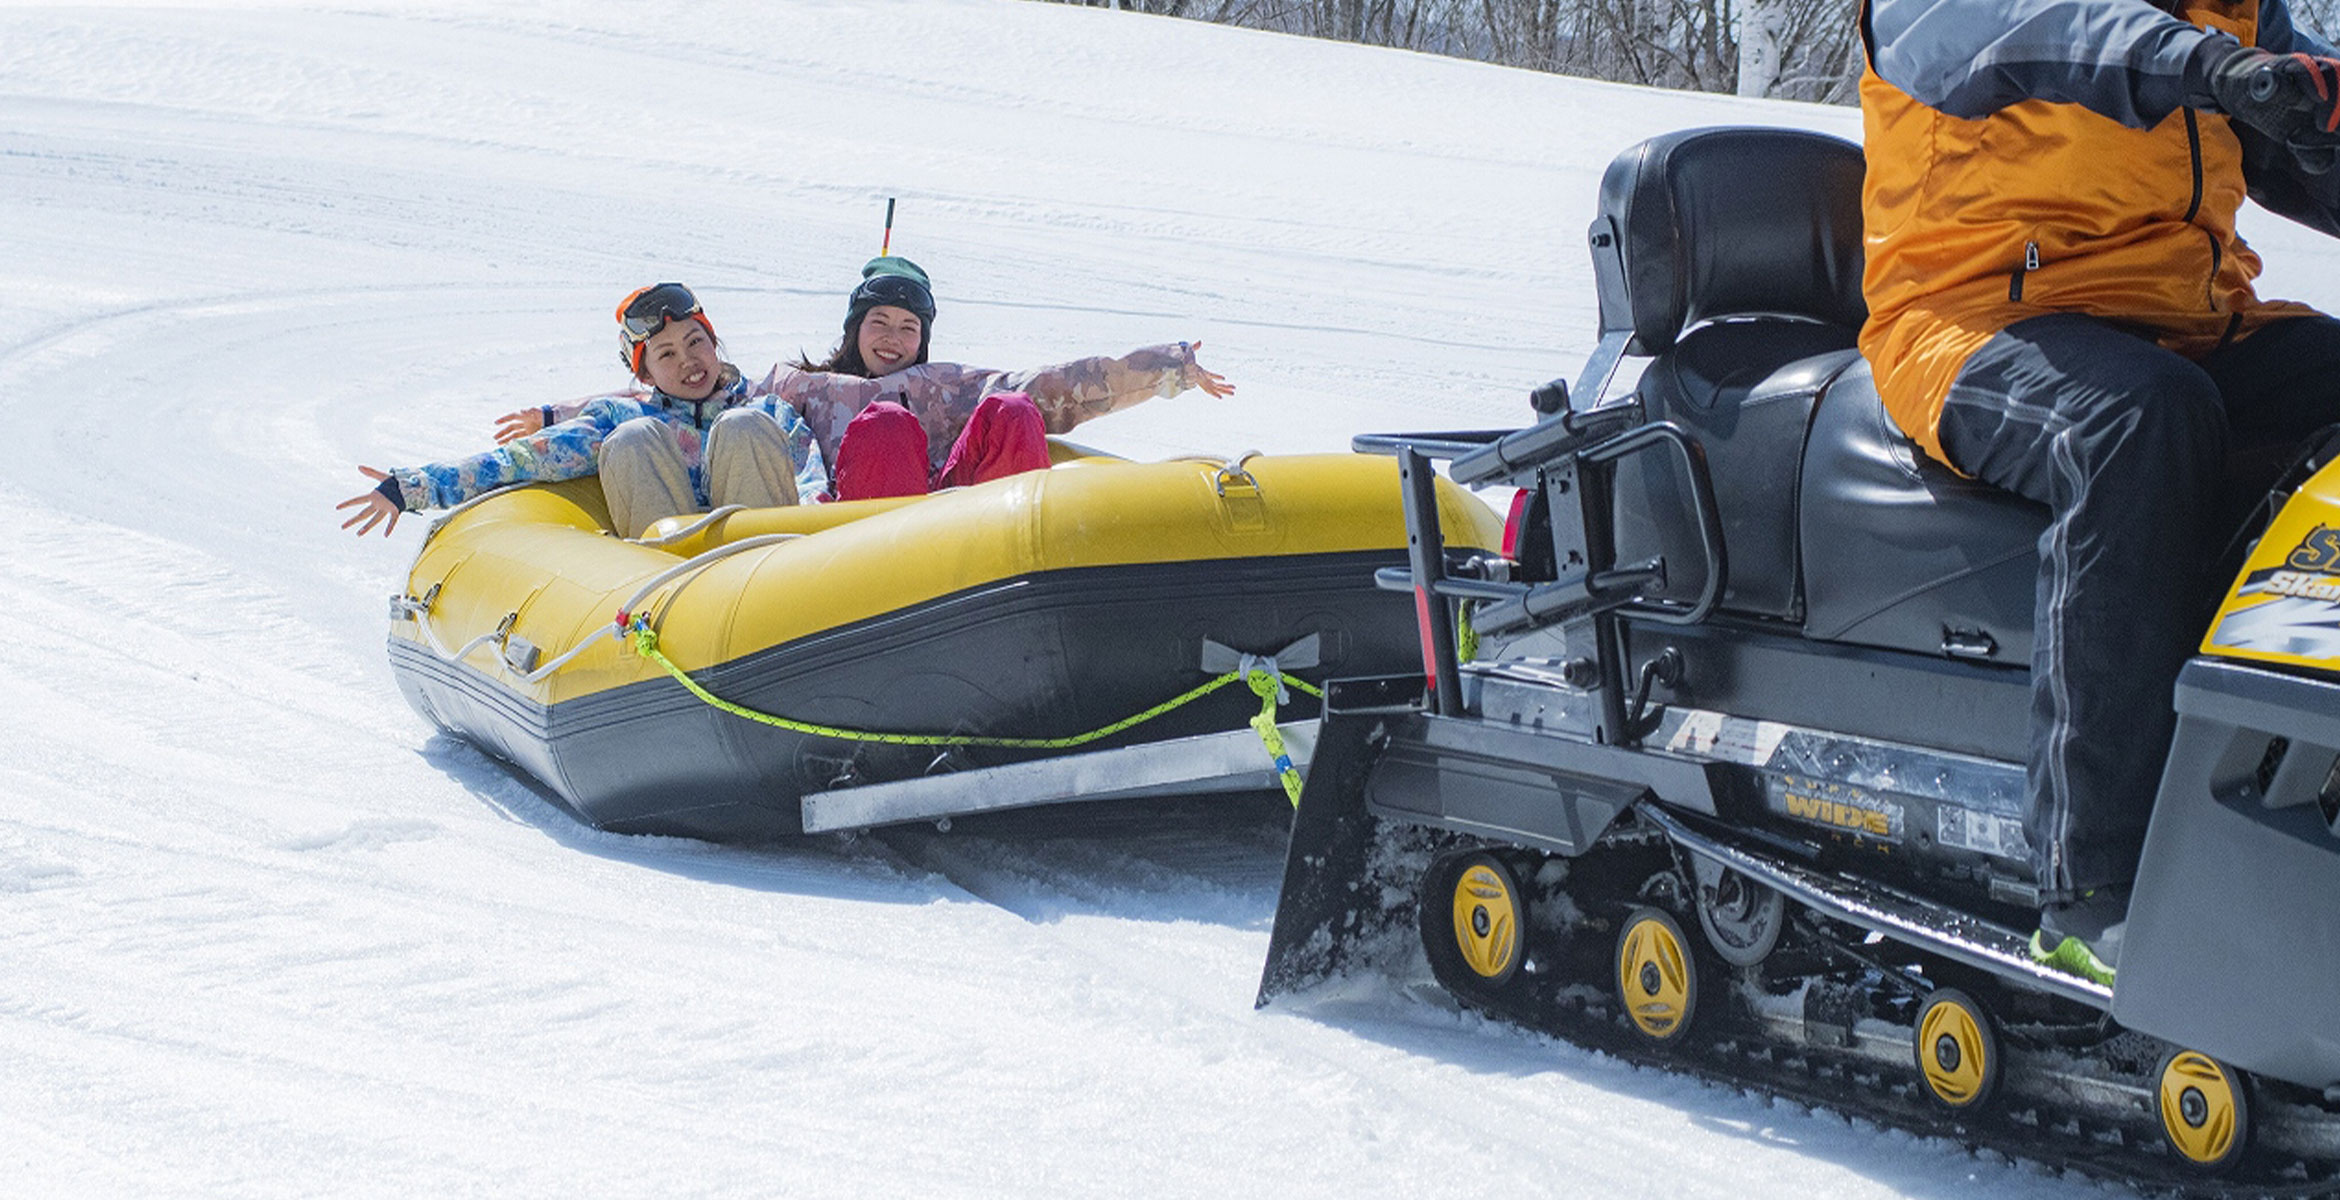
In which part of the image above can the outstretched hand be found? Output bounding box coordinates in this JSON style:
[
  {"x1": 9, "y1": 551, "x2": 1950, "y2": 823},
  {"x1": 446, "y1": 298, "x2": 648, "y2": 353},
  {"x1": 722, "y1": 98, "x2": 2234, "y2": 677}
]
[
  {"x1": 337, "y1": 466, "x2": 402, "y2": 537},
  {"x1": 1185, "y1": 340, "x2": 1236, "y2": 399},
  {"x1": 493, "y1": 406, "x2": 545, "y2": 444}
]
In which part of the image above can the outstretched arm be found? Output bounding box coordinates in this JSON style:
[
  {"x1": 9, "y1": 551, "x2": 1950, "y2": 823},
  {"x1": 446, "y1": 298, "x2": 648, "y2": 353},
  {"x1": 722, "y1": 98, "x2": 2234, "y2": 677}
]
[
  {"x1": 940, "y1": 341, "x2": 1232, "y2": 435},
  {"x1": 493, "y1": 397, "x2": 605, "y2": 444},
  {"x1": 383, "y1": 405, "x2": 623, "y2": 514},
  {"x1": 760, "y1": 344, "x2": 1233, "y2": 468}
]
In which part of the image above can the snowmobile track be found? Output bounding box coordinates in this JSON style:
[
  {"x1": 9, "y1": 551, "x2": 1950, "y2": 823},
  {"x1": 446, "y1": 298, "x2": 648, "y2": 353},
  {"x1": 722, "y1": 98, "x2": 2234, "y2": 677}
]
[{"x1": 1446, "y1": 976, "x2": 2340, "y2": 1199}]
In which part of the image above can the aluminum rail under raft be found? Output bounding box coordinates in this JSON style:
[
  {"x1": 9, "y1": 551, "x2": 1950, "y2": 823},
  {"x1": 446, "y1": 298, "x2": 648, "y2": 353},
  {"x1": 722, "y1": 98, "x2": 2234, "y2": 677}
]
[{"x1": 799, "y1": 721, "x2": 1319, "y2": 833}]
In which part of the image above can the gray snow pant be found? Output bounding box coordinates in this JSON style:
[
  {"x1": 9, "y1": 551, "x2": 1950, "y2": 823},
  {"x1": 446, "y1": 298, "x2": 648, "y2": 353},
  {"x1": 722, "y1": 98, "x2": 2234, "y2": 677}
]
[
  {"x1": 1935, "y1": 313, "x2": 2340, "y2": 901},
  {"x1": 597, "y1": 409, "x2": 801, "y2": 539}
]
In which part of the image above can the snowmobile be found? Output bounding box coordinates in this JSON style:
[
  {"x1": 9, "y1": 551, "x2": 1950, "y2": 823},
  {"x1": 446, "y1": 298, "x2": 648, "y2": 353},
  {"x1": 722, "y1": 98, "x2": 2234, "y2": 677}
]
[{"x1": 1256, "y1": 125, "x2": 2340, "y2": 1190}]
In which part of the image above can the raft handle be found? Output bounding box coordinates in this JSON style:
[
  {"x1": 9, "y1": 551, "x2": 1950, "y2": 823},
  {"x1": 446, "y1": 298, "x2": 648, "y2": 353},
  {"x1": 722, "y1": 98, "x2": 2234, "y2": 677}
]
[
  {"x1": 388, "y1": 582, "x2": 440, "y2": 622},
  {"x1": 502, "y1": 635, "x2": 542, "y2": 675}
]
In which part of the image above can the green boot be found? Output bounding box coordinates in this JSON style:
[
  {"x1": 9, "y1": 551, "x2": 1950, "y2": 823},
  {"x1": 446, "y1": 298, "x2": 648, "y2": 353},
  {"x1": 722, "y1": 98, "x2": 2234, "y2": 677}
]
[{"x1": 2029, "y1": 928, "x2": 2117, "y2": 986}]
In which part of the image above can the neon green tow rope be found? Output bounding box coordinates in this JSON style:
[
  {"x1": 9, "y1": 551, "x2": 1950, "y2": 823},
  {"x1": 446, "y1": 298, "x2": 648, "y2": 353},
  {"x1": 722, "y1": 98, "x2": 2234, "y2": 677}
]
[
  {"x1": 625, "y1": 615, "x2": 1320, "y2": 802},
  {"x1": 1244, "y1": 669, "x2": 1305, "y2": 806}
]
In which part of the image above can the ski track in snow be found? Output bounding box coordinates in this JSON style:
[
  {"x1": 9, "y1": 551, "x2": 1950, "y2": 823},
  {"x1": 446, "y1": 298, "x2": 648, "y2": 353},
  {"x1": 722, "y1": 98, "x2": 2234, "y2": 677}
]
[{"x1": 8, "y1": 2, "x2": 2318, "y2": 1196}]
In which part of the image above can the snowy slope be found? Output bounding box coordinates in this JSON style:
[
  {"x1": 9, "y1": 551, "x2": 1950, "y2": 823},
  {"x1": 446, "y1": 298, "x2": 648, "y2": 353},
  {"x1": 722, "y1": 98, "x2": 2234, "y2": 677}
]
[{"x1": 5, "y1": 3, "x2": 2332, "y2": 1196}]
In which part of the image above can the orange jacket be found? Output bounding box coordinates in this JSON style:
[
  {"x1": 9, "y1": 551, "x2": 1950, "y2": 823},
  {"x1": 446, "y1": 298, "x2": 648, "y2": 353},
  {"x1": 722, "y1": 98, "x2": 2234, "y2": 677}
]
[{"x1": 1859, "y1": 0, "x2": 2327, "y2": 464}]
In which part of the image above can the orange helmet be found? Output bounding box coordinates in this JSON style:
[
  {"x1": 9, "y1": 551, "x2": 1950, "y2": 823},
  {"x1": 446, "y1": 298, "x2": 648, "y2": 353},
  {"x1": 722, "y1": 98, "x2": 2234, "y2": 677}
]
[{"x1": 616, "y1": 282, "x2": 717, "y2": 372}]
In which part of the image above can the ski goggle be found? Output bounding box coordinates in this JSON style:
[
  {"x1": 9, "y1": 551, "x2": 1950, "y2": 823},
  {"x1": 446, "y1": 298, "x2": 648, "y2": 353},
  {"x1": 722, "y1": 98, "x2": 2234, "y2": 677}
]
[
  {"x1": 617, "y1": 282, "x2": 701, "y2": 343},
  {"x1": 615, "y1": 282, "x2": 713, "y2": 369}
]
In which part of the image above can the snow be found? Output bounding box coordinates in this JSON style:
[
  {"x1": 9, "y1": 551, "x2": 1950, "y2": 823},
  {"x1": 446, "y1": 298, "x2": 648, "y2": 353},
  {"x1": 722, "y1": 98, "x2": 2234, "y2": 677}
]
[{"x1": 5, "y1": 2, "x2": 2324, "y2": 1195}]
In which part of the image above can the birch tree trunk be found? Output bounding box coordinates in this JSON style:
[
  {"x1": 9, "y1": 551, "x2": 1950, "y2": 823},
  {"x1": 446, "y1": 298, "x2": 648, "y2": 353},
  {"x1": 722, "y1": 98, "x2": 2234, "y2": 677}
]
[{"x1": 1736, "y1": 0, "x2": 1785, "y2": 98}]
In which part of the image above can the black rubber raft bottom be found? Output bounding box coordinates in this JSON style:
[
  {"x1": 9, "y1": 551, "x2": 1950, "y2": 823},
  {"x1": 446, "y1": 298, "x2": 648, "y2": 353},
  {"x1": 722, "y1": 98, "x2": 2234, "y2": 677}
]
[{"x1": 393, "y1": 551, "x2": 1421, "y2": 839}]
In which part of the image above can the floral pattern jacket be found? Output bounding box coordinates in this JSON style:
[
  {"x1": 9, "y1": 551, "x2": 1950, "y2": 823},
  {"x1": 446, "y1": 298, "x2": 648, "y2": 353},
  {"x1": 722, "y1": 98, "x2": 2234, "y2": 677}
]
[{"x1": 390, "y1": 366, "x2": 825, "y2": 511}]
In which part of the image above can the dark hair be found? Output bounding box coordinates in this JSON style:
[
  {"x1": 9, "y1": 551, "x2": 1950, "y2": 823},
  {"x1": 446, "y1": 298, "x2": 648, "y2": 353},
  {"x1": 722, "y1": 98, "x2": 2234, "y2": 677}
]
[{"x1": 794, "y1": 307, "x2": 931, "y2": 377}]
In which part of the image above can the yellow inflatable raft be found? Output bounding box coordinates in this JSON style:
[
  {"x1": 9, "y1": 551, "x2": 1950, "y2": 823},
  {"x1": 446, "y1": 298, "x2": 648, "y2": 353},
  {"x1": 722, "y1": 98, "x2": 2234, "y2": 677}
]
[{"x1": 388, "y1": 445, "x2": 1503, "y2": 839}]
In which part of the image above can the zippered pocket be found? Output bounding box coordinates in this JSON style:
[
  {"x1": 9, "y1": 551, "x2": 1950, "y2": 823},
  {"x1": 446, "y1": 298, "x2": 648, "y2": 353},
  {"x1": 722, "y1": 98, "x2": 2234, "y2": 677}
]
[
  {"x1": 2008, "y1": 241, "x2": 2039, "y2": 302},
  {"x1": 2205, "y1": 230, "x2": 2223, "y2": 309}
]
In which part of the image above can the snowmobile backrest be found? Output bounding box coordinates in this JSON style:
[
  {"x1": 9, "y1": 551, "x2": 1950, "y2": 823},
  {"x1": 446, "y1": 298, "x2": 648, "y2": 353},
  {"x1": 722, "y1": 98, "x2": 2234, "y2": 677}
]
[
  {"x1": 1592, "y1": 126, "x2": 1867, "y2": 355},
  {"x1": 1599, "y1": 127, "x2": 1868, "y2": 621}
]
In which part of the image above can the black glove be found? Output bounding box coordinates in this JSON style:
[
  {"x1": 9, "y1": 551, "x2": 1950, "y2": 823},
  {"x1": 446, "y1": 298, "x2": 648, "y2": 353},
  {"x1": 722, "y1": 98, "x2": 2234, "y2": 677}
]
[
  {"x1": 2201, "y1": 45, "x2": 2340, "y2": 173},
  {"x1": 2204, "y1": 45, "x2": 2340, "y2": 135}
]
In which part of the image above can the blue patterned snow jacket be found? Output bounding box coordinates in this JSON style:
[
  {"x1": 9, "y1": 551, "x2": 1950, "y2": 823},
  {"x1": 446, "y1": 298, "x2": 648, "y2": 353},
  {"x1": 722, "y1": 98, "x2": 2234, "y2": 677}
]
[{"x1": 387, "y1": 365, "x2": 827, "y2": 512}]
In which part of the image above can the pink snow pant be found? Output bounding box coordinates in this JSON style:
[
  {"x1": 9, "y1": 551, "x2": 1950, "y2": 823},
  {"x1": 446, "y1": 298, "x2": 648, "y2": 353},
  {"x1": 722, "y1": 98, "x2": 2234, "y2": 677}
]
[{"x1": 831, "y1": 391, "x2": 1050, "y2": 502}]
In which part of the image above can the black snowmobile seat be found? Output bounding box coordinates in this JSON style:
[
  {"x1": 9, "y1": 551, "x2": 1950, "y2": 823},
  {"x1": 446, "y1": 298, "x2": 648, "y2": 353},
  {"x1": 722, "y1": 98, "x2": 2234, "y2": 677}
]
[
  {"x1": 1599, "y1": 126, "x2": 1868, "y2": 623},
  {"x1": 1799, "y1": 360, "x2": 2045, "y2": 663},
  {"x1": 1593, "y1": 125, "x2": 2045, "y2": 664}
]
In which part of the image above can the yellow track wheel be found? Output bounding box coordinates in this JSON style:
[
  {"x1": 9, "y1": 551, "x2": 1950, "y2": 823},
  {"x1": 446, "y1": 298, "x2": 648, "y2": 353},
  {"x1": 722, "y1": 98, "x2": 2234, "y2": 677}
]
[
  {"x1": 1914, "y1": 989, "x2": 1999, "y2": 1111},
  {"x1": 2156, "y1": 1049, "x2": 2252, "y2": 1174},
  {"x1": 1615, "y1": 907, "x2": 1698, "y2": 1043},
  {"x1": 1441, "y1": 853, "x2": 1525, "y2": 989}
]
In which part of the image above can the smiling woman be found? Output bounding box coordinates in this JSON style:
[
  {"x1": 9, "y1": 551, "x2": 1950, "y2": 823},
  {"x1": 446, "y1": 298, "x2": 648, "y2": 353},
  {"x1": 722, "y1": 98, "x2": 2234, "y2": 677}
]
[
  {"x1": 812, "y1": 255, "x2": 940, "y2": 378},
  {"x1": 335, "y1": 283, "x2": 827, "y2": 539},
  {"x1": 796, "y1": 256, "x2": 1056, "y2": 498}
]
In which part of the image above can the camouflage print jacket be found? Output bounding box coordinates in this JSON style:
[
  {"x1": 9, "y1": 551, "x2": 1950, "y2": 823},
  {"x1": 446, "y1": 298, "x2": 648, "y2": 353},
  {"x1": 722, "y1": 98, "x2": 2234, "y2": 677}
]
[
  {"x1": 389, "y1": 365, "x2": 826, "y2": 512},
  {"x1": 540, "y1": 344, "x2": 1209, "y2": 474},
  {"x1": 754, "y1": 342, "x2": 1209, "y2": 470}
]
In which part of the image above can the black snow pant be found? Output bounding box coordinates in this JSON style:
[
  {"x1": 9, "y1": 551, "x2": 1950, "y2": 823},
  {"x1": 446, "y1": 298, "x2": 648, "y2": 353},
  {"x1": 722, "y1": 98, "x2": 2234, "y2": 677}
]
[{"x1": 1936, "y1": 313, "x2": 2340, "y2": 903}]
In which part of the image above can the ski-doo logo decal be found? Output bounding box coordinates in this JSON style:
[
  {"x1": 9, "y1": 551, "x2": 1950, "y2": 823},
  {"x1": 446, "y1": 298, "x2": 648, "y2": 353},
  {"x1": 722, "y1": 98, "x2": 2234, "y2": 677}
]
[
  {"x1": 1773, "y1": 774, "x2": 1900, "y2": 842},
  {"x1": 2207, "y1": 526, "x2": 2340, "y2": 659},
  {"x1": 2287, "y1": 526, "x2": 2340, "y2": 572},
  {"x1": 2252, "y1": 570, "x2": 2340, "y2": 602}
]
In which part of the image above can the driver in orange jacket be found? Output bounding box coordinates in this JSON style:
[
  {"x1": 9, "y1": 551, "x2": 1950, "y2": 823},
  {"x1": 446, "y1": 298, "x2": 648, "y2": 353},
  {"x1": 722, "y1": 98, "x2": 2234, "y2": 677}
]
[{"x1": 1861, "y1": 0, "x2": 2340, "y2": 981}]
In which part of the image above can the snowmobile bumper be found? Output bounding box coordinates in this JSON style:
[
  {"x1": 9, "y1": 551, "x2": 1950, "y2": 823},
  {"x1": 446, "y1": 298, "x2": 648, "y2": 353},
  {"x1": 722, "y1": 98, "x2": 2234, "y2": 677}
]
[
  {"x1": 2115, "y1": 656, "x2": 2340, "y2": 1093},
  {"x1": 1254, "y1": 674, "x2": 1425, "y2": 1006}
]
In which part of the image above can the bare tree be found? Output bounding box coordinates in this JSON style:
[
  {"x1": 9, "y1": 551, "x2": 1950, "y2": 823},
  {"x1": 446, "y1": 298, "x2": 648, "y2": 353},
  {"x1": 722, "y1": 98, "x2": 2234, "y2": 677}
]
[{"x1": 1040, "y1": 0, "x2": 1863, "y2": 103}]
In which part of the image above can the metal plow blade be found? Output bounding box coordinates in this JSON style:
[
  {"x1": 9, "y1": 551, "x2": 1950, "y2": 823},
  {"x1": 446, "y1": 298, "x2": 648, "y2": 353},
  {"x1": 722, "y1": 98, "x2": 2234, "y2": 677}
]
[{"x1": 1255, "y1": 675, "x2": 1432, "y2": 1008}]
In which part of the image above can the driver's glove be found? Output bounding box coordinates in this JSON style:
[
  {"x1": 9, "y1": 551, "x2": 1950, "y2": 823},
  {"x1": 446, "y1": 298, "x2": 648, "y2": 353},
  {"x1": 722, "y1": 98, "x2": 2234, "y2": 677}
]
[{"x1": 2197, "y1": 44, "x2": 2340, "y2": 171}]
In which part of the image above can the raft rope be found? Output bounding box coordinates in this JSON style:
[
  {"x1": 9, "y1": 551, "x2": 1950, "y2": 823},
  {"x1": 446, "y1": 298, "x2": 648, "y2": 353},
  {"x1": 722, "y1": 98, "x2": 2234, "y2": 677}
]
[
  {"x1": 623, "y1": 614, "x2": 1322, "y2": 805},
  {"x1": 402, "y1": 468, "x2": 1326, "y2": 803},
  {"x1": 1237, "y1": 653, "x2": 1307, "y2": 806},
  {"x1": 402, "y1": 533, "x2": 801, "y2": 685}
]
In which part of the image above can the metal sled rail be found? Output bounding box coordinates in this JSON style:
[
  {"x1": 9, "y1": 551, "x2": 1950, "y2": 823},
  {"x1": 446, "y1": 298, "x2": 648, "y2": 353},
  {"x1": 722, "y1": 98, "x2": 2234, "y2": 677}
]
[
  {"x1": 800, "y1": 721, "x2": 1319, "y2": 833},
  {"x1": 1638, "y1": 802, "x2": 2115, "y2": 1009}
]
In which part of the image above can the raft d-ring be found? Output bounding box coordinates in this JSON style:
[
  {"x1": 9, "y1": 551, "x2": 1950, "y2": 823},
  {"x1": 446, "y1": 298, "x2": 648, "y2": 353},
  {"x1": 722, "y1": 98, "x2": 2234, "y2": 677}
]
[{"x1": 1213, "y1": 451, "x2": 1265, "y2": 497}]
